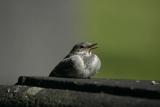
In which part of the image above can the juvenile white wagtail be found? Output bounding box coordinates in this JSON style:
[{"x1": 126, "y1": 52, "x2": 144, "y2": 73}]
[{"x1": 49, "y1": 42, "x2": 101, "y2": 78}]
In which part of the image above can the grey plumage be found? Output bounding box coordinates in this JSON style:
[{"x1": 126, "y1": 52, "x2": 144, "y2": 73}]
[{"x1": 49, "y1": 42, "x2": 101, "y2": 78}]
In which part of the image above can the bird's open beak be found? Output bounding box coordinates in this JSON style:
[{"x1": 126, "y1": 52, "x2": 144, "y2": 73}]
[{"x1": 88, "y1": 43, "x2": 98, "y2": 50}]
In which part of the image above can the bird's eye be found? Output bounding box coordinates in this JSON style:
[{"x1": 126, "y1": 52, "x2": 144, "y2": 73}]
[{"x1": 80, "y1": 45, "x2": 84, "y2": 48}]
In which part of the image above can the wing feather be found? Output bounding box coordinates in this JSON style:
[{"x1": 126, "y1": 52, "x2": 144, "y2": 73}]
[{"x1": 49, "y1": 55, "x2": 84, "y2": 77}]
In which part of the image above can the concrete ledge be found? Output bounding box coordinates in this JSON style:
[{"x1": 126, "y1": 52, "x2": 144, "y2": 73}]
[
  {"x1": 17, "y1": 76, "x2": 160, "y2": 99},
  {"x1": 0, "y1": 76, "x2": 159, "y2": 107},
  {"x1": 0, "y1": 85, "x2": 160, "y2": 107}
]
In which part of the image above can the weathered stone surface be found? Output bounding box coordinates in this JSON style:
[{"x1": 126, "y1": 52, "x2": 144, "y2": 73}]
[
  {"x1": 0, "y1": 85, "x2": 160, "y2": 107},
  {"x1": 17, "y1": 76, "x2": 160, "y2": 99},
  {"x1": 0, "y1": 76, "x2": 160, "y2": 107}
]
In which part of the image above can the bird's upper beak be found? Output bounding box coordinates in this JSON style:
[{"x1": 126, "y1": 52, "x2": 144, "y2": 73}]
[{"x1": 87, "y1": 43, "x2": 98, "y2": 50}]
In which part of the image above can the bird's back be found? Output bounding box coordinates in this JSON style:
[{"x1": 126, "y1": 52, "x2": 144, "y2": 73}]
[{"x1": 49, "y1": 55, "x2": 85, "y2": 78}]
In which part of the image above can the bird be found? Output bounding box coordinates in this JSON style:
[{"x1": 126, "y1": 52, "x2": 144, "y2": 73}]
[{"x1": 49, "y1": 42, "x2": 101, "y2": 79}]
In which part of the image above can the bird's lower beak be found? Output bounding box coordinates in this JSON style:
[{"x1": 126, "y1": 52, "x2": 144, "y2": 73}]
[{"x1": 88, "y1": 43, "x2": 98, "y2": 50}]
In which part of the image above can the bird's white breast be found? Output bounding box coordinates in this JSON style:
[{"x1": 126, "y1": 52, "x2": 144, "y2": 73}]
[{"x1": 67, "y1": 52, "x2": 101, "y2": 78}]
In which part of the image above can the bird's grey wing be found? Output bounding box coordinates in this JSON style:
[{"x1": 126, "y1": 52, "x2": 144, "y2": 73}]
[
  {"x1": 49, "y1": 58, "x2": 74, "y2": 77},
  {"x1": 49, "y1": 55, "x2": 84, "y2": 77}
]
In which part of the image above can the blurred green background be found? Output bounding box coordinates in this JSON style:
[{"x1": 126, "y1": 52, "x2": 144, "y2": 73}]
[{"x1": 78, "y1": 0, "x2": 160, "y2": 80}]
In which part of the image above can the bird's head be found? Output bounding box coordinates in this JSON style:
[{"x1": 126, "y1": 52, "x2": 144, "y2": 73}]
[{"x1": 70, "y1": 42, "x2": 98, "y2": 55}]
